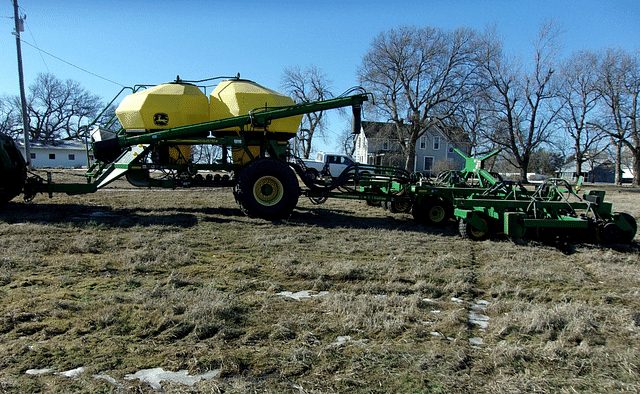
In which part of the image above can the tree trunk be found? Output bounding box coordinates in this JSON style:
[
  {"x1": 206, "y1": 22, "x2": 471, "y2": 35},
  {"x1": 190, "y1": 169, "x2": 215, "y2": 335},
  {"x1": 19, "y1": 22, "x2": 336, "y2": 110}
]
[
  {"x1": 575, "y1": 142, "x2": 583, "y2": 181},
  {"x1": 520, "y1": 167, "x2": 528, "y2": 183},
  {"x1": 615, "y1": 140, "x2": 622, "y2": 185},
  {"x1": 405, "y1": 141, "x2": 417, "y2": 172},
  {"x1": 518, "y1": 154, "x2": 530, "y2": 183},
  {"x1": 575, "y1": 160, "x2": 583, "y2": 182},
  {"x1": 633, "y1": 150, "x2": 640, "y2": 186},
  {"x1": 404, "y1": 131, "x2": 419, "y2": 172}
]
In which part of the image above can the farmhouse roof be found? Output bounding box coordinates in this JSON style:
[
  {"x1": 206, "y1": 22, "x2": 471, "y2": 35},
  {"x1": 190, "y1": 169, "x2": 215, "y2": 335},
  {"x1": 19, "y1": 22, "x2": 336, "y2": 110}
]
[
  {"x1": 361, "y1": 121, "x2": 405, "y2": 141},
  {"x1": 16, "y1": 139, "x2": 87, "y2": 150},
  {"x1": 438, "y1": 125, "x2": 471, "y2": 144},
  {"x1": 361, "y1": 121, "x2": 470, "y2": 144}
]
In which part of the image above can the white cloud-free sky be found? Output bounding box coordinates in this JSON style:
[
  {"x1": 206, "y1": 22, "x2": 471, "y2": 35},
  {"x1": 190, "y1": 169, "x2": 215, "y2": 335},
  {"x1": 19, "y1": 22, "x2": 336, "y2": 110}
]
[{"x1": 2, "y1": 0, "x2": 638, "y2": 151}]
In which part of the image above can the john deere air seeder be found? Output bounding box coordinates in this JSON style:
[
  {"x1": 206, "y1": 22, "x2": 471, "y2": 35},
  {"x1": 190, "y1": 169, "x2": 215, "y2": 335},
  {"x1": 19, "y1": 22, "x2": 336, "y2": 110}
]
[
  {"x1": 0, "y1": 76, "x2": 636, "y2": 244},
  {"x1": 1, "y1": 76, "x2": 369, "y2": 220}
]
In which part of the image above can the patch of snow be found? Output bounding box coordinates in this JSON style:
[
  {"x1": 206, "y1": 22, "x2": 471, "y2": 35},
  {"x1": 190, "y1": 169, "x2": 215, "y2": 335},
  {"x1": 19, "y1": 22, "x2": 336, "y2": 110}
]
[
  {"x1": 25, "y1": 368, "x2": 52, "y2": 375},
  {"x1": 469, "y1": 337, "x2": 484, "y2": 346},
  {"x1": 469, "y1": 312, "x2": 490, "y2": 329},
  {"x1": 332, "y1": 335, "x2": 352, "y2": 346},
  {"x1": 124, "y1": 368, "x2": 219, "y2": 391},
  {"x1": 430, "y1": 332, "x2": 454, "y2": 341},
  {"x1": 469, "y1": 300, "x2": 490, "y2": 330},
  {"x1": 331, "y1": 335, "x2": 367, "y2": 346},
  {"x1": 58, "y1": 366, "x2": 85, "y2": 378},
  {"x1": 276, "y1": 290, "x2": 329, "y2": 301}
]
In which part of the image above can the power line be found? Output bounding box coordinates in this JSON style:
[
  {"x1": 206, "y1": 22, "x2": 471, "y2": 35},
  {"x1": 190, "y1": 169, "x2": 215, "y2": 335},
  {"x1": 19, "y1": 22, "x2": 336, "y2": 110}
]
[
  {"x1": 19, "y1": 39, "x2": 125, "y2": 88},
  {"x1": 23, "y1": 19, "x2": 48, "y2": 72}
]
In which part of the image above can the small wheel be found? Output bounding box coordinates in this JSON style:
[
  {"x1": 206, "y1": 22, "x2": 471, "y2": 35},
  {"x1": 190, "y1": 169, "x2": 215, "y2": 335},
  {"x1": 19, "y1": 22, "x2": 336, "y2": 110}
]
[
  {"x1": 388, "y1": 199, "x2": 412, "y2": 213},
  {"x1": 619, "y1": 212, "x2": 638, "y2": 243},
  {"x1": 366, "y1": 199, "x2": 382, "y2": 207},
  {"x1": 234, "y1": 158, "x2": 299, "y2": 220},
  {"x1": 459, "y1": 217, "x2": 490, "y2": 241},
  {"x1": 595, "y1": 213, "x2": 637, "y2": 244},
  {"x1": 413, "y1": 198, "x2": 452, "y2": 226}
]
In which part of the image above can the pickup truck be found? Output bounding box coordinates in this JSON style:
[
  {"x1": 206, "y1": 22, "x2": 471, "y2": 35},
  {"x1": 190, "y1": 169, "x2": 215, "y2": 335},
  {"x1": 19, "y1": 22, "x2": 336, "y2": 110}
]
[{"x1": 300, "y1": 152, "x2": 355, "y2": 179}]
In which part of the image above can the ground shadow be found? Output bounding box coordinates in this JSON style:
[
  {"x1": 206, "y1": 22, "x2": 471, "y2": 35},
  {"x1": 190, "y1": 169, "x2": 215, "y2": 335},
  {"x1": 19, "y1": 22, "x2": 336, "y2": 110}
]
[
  {"x1": 0, "y1": 202, "x2": 243, "y2": 228},
  {"x1": 290, "y1": 206, "x2": 459, "y2": 237}
]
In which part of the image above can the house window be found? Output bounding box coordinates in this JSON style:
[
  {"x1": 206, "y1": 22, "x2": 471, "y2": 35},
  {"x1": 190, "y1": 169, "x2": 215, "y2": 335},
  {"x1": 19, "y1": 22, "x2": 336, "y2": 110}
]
[
  {"x1": 30, "y1": 153, "x2": 36, "y2": 159},
  {"x1": 420, "y1": 136, "x2": 426, "y2": 149},
  {"x1": 448, "y1": 144, "x2": 454, "y2": 154},
  {"x1": 68, "y1": 154, "x2": 75, "y2": 160},
  {"x1": 49, "y1": 153, "x2": 56, "y2": 160},
  {"x1": 433, "y1": 136, "x2": 440, "y2": 150},
  {"x1": 382, "y1": 140, "x2": 389, "y2": 151},
  {"x1": 424, "y1": 156, "x2": 434, "y2": 174}
]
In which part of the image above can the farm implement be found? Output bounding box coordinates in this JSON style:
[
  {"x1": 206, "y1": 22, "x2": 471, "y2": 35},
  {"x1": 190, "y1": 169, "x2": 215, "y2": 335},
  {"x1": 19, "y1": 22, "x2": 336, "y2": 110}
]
[
  {"x1": 0, "y1": 76, "x2": 636, "y2": 244},
  {"x1": 301, "y1": 149, "x2": 637, "y2": 244}
]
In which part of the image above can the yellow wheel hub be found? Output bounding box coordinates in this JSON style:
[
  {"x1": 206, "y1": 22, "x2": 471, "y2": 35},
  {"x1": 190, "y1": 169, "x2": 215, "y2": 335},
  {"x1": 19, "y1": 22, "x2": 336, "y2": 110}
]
[
  {"x1": 429, "y1": 206, "x2": 446, "y2": 222},
  {"x1": 253, "y1": 176, "x2": 284, "y2": 206}
]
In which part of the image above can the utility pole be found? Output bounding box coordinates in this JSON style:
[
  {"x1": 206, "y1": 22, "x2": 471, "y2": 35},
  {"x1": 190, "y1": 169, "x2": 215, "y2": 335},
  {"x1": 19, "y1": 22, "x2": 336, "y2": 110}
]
[{"x1": 12, "y1": 0, "x2": 31, "y2": 166}]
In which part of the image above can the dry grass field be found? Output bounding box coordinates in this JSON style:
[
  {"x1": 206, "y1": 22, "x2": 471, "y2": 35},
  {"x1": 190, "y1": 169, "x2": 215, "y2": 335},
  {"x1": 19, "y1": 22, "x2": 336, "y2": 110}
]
[{"x1": 0, "y1": 169, "x2": 639, "y2": 393}]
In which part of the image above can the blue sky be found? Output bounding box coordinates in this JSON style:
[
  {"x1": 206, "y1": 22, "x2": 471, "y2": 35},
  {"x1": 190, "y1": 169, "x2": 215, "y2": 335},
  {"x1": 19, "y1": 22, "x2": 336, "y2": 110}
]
[{"x1": 2, "y1": 0, "x2": 639, "y2": 152}]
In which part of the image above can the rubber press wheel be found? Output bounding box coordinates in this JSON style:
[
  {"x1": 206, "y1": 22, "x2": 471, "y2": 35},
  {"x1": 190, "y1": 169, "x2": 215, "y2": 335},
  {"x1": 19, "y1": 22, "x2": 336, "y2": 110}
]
[
  {"x1": 234, "y1": 158, "x2": 299, "y2": 220},
  {"x1": 412, "y1": 198, "x2": 452, "y2": 226},
  {"x1": 595, "y1": 212, "x2": 638, "y2": 244},
  {"x1": 459, "y1": 217, "x2": 490, "y2": 241}
]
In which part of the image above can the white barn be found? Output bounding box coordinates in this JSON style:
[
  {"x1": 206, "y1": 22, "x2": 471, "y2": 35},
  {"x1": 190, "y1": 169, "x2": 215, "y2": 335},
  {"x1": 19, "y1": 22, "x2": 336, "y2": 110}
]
[{"x1": 17, "y1": 140, "x2": 90, "y2": 168}]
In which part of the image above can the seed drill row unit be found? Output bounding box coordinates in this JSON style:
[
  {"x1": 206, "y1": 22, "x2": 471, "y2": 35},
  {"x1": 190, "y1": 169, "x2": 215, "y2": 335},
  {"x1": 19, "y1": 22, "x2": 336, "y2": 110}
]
[{"x1": 0, "y1": 77, "x2": 636, "y2": 244}]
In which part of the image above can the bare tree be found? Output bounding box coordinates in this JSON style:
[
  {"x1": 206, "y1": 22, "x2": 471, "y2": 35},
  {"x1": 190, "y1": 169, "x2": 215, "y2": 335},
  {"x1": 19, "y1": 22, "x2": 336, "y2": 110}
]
[
  {"x1": 453, "y1": 93, "x2": 493, "y2": 156},
  {"x1": 280, "y1": 65, "x2": 332, "y2": 158},
  {"x1": 479, "y1": 21, "x2": 563, "y2": 181},
  {"x1": 592, "y1": 47, "x2": 640, "y2": 185},
  {"x1": 556, "y1": 50, "x2": 607, "y2": 177},
  {"x1": 10, "y1": 73, "x2": 104, "y2": 143},
  {"x1": 338, "y1": 125, "x2": 357, "y2": 157},
  {"x1": 0, "y1": 96, "x2": 20, "y2": 137},
  {"x1": 358, "y1": 25, "x2": 481, "y2": 171}
]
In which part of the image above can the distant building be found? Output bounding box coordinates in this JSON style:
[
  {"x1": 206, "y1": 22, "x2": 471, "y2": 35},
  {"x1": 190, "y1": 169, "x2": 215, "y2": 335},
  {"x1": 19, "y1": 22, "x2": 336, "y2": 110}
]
[
  {"x1": 16, "y1": 140, "x2": 91, "y2": 168},
  {"x1": 558, "y1": 158, "x2": 633, "y2": 183},
  {"x1": 353, "y1": 121, "x2": 471, "y2": 174}
]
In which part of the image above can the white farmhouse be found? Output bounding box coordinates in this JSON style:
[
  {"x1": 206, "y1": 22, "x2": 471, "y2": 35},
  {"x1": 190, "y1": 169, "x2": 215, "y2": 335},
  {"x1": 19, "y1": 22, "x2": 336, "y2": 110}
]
[
  {"x1": 354, "y1": 121, "x2": 471, "y2": 174},
  {"x1": 16, "y1": 140, "x2": 90, "y2": 168}
]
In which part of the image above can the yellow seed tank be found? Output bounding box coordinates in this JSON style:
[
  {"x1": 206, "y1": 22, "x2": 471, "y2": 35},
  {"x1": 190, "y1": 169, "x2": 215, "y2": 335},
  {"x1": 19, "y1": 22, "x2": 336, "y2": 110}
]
[
  {"x1": 115, "y1": 83, "x2": 210, "y2": 130},
  {"x1": 209, "y1": 79, "x2": 302, "y2": 137}
]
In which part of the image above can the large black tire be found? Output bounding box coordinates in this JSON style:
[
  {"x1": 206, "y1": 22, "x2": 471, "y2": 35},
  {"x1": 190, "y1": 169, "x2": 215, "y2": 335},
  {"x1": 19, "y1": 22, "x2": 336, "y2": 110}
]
[
  {"x1": 413, "y1": 198, "x2": 452, "y2": 226},
  {"x1": 234, "y1": 158, "x2": 299, "y2": 220},
  {"x1": 0, "y1": 132, "x2": 27, "y2": 204}
]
